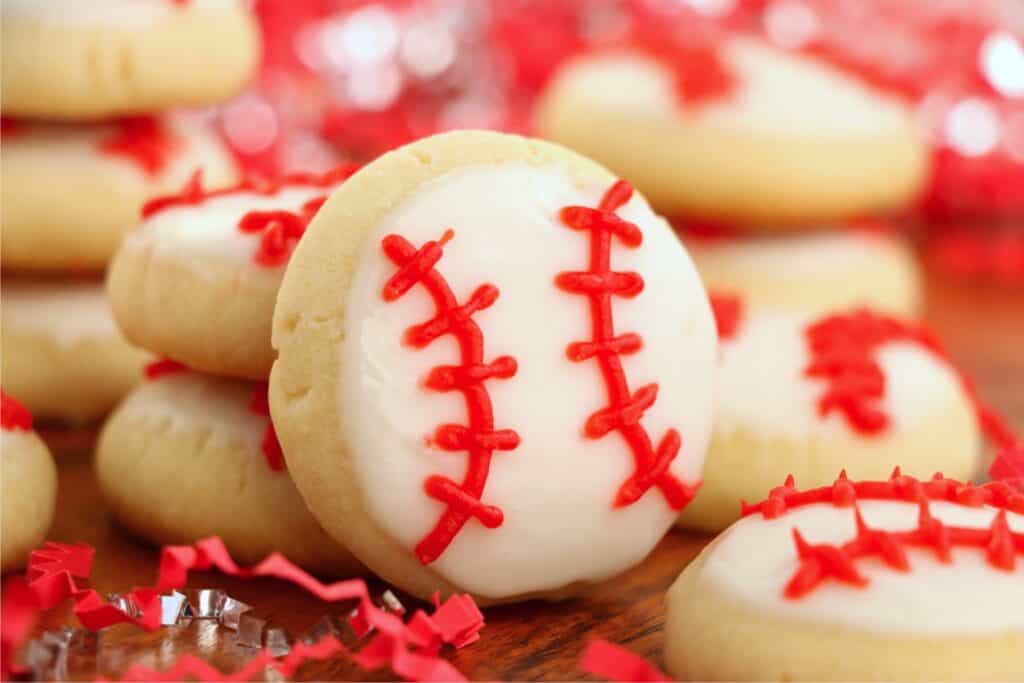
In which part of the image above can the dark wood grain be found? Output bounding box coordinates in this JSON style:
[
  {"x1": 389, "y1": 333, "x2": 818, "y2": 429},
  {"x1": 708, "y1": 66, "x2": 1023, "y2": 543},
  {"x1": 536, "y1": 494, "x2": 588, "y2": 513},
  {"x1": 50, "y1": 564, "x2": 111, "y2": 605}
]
[{"x1": 26, "y1": 266, "x2": 1024, "y2": 681}]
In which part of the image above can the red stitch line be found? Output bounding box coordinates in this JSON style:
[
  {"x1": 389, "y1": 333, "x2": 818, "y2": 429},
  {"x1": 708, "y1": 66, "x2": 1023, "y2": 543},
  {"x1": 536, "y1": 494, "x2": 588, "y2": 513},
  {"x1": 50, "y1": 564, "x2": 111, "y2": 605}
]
[
  {"x1": 380, "y1": 230, "x2": 520, "y2": 565},
  {"x1": 556, "y1": 180, "x2": 698, "y2": 510},
  {"x1": 143, "y1": 358, "x2": 188, "y2": 380},
  {"x1": 1, "y1": 392, "x2": 33, "y2": 431},
  {"x1": 248, "y1": 383, "x2": 285, "y2": 472},
  {"x1": 708, "y1": 291, "x2": 743, "y2": 341},
  {"x1": 238, "y1": 195, "x2": 328, "y2": 267}
]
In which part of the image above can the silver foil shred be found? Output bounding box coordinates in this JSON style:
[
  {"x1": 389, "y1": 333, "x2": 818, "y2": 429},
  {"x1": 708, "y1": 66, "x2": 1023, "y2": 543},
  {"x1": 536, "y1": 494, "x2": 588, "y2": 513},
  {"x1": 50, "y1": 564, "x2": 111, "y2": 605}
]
[
  {"x1": 236, "y1": 614, "x2": 266, "y2": 649},
  {"x1": 160, "y1": 591, "x2": 188, "y2": 626},
  {"x1": 265, "y1": 628, "x2": 290, "y2": 658},
  {"x1": 218, "y1": 596, "x2": 253, "y2": 631},
  {"x1": 380, "y1": 590, "x2": 406, "y2": 616}
]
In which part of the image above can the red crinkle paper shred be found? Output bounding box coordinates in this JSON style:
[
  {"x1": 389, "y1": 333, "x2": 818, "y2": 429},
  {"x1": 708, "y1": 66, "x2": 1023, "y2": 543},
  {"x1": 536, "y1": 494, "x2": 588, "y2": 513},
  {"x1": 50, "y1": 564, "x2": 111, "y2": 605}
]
[
  {"x1": 557, "y1": 180, "x2": 699, "y2": 510},
  {"x1": 708, "y1": 291, "x2": 743, "y2": 341},
  {"x1": 1, "y1": 576, "x2": 38, "y2": 680},
  {"x1": 98, "y1": 117, "x2": 179, "y2": 176},
  {"x1": 21, "y1": 537, "x2": 482, "y2": 681},
  {"x1": 379, "y1": 229, "x2": 521, "y2": 565},
  {"x1": 803, "y1": 308, "x2": 1024, "y2": 483},
  {"x1": 578, "y1": 639, "x2": 671, "y2": 682},
  {"x1": 741, "y1": 470, "x2": 1024, "y2": 599},
  {"x1": 1, "y1": 392, "x2": 33, "y2": 431},
  {"x1": 248, "y1": 382, "x2": 285, "y2": 472}
]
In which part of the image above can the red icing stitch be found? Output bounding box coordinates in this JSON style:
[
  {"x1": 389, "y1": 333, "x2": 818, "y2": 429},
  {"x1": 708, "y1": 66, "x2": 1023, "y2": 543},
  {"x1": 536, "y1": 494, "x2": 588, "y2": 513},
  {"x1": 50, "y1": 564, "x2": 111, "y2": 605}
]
[
  {"x1": 98, "y1": 117, "x2": 179, "y2": 177},
  {"x1": 380, "y1": 230, "x2": 520, "y2": 565},
  {"x1": 708, "y1": 291, "x2": 743, "y2": 341},
  {"x1": 248, "y1": 382, "x2": 285, "y2": 472},
  {"x1": 557, "y1": 181, "x2": 698, "y2": 510},
  {"x1": 1, "y1": 392, "x2": 33, "y2": 431},
  {"x1": 144, "y1": 358, "x2": 188, "y2": 380},
  {"x1": 238, "y1": 195, "x2": 327, "y2": 267}
]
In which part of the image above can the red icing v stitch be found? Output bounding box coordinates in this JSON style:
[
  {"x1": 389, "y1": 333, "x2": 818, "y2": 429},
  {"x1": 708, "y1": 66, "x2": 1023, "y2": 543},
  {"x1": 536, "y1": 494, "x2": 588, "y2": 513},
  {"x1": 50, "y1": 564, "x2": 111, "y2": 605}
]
[
  {"x1": 1, "y1": 392, "x2": 33, "y2": 432},
  {"x1": 708, "y1": 291, "x2": 743, "y2": 341},
  {"x1": 238, "y1": 195, "x2": 327, "y2": 267},
  {"x1": 380, "y1": 230, "x2": 520, "y2": 565},
  {"x1": 98, "y1": 117, "x2": 179, "y2": 176},
  {"x1": 557, "y1": 180, "x2": 698, "y2": 510},
  {"x1": 249, "y1": 383, "x2": 285, "y2": 472}
]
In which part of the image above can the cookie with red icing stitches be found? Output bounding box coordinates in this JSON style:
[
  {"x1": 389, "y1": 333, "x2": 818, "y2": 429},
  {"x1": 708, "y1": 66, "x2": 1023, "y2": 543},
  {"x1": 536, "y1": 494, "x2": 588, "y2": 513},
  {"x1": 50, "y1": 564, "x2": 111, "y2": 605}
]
[
  {"x1": 665, "y1": 471, "x2": 1024, "y2": 681},
  {"x1": 270, "y1": 131, "x2": 716, "y2": 604}
]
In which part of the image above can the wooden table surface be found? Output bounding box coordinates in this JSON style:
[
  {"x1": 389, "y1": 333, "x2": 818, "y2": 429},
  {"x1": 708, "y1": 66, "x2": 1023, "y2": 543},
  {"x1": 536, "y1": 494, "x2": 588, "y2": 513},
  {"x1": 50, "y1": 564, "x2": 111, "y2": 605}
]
[{"x1": 26, "y1": 266, "x2": 1024, "y2": 682}]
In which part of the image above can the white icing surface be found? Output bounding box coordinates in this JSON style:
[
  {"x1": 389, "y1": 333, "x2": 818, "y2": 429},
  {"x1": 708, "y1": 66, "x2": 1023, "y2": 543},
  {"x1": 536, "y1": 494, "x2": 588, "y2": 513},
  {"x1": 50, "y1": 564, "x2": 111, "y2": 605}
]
[
  {"x1": 716, "y1": 312, "x2": 968, "y2": 440},
  {"x1": 554, "y1": 38, "x2": 912, "y2": 136},
  {"x1": 340, "y1": 162, "x2": 716, "y2": 598},
  {"x1": 1, "y1": 430, "x2": 34, "y2": 447},
  {"x1": 125, "y1": 186, "x2": 334, "y2": 267},
  {"x1": 2, "y1": 281, "x2": 122, "y2": 348},
  {"x1": 2, "y1": 0, "x2": 233, "y2": 27},
  {"x1": 117, "y1": 372, "x2": 266, "y2": 453},
  {"x1": 703, "y1": 500, "x2": 1024, "y2": 634}
]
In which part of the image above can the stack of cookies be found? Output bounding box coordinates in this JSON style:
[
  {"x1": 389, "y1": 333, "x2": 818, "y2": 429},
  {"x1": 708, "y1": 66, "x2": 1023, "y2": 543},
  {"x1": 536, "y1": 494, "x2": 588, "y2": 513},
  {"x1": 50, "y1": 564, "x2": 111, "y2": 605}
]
[
  {"x1": 0, "y1": 0, "x2": 259, "y2": 422},
  {"x1": 96, "y1": 163, "x2": 364, "y2": 574}
]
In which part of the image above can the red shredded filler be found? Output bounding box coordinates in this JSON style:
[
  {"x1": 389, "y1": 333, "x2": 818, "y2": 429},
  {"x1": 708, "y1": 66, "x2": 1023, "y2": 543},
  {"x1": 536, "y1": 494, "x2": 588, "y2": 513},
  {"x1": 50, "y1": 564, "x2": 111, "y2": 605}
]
[
  {"x1": 1, "y1": 576, "x2": 37, "y2": 680},
  {"x1": 557, "y1": 180, "x2": 699, "y2": 510},
  {"x1": 1, "y1": 392, "x2": 33, "y2": 431},
  {"x1": 98, "y1": 117, "x2": 179, "y2": 177},
  {"x1": 248, "y1": 382, "x2": 285, "y2": 472},
  {"x1": 143, "y1": 358, "x2": 188, "y2": 380},
  {"x1": 578, "y1": 639, "x2": 672, "y2": 682},
  {"x1": 742, "y1": 470, "x2": 1023, "y2": 599},
  {"x1": 708, "y1": 292, "x2": 743, "y2": 341},
  {"x1": 380, "y1": 229, "x2": 520, "y2": 565},
  {"x1": 23, "y1": 537, "x2": 482, "y2": 681}
]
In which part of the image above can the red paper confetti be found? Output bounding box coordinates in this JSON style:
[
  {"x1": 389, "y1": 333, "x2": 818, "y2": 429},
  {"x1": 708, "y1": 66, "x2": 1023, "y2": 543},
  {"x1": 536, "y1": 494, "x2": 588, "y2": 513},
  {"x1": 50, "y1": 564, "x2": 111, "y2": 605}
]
[
  {"x1": 578, "y1": 639, "x2": 672, "y2": 682},
  {"x1": 380, "y1": 229, "x2": 520, "y2": 565},
  {"x1": 248, "y1": 383, "x2": 285, "y2": 472},
  {"x1": 1, "y1": 392, "x2": 33, "y2": 431},
  {"x1": 557, "y1": 180, "x2": 699, "y2": 510},
  {"x1": 98, "y1": 117, "x2": 179, "y2": 177},
  {"x1": 143, "y1": 358, "x2": 189, "y2": 380},
  {"x1": 708, "y1": 292, "x2": 743, "y2": 341}
]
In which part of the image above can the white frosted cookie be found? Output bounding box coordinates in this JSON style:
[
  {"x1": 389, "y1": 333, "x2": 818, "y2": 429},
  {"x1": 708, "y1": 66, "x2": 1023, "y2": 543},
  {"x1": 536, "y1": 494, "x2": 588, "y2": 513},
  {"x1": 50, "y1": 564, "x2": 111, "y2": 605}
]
[
  {"x1": 1, "y1": 393, "x2": 57, "y2": 573},
  {"x1": 535, "y1": 38, "x2": 928, "y2": 225},
  {"x1": 680, "y1": 227, "x2": 921, "y2": 317},
  {"x1": 1, "y1": 0, "x2": 259, "y2": 120},
  {"x1": 679, "y1": 297, "x2": 981, "y2": 532},
  {"x1": 2, "y1": 117, "x2": 238, "y2": 272},
  {"x1": 107, "y1": 166, "x2": 358, "y2": 380},
  {"x1": 1, "y1": 280, "x2": 151, "y2": 423},
  {"x1": 666, "y1": 472, "x2": 1024, "y2": 681},
  {"x1": 96, "y1": 365, "x2": 362, "y2": 575},
  {"x1": 270, "y1": 131, "x2": 716, "y2": 603}
]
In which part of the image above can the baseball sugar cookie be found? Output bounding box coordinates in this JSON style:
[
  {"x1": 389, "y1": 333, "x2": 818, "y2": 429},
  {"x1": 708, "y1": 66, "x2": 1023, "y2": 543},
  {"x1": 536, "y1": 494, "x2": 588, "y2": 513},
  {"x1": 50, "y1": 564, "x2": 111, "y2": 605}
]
[
  {"x1": 1, "y1": 393, "x2": 57, "y2": 573},
  {"x1": 666, "y1": 472, "x2": 1024, "y2": 681},
  {"x1": 96, "y1": 364, "x2": 361, "y2": 575},
  {"x1": 271, "y1": 131, "x2": 716, "y2": 603},
  {"x1": 679, "y1": 296, "x2": 987, "y2": 532},
  {"x1": 108, "y1": 166, "x2": 358, "y2": 380},
  {"x1": 679, "y1": 226, "x2": 921, "y2": 317},
  {"x1": 2, "y1": 279, "x2": 150, "y2": 423},
  {"x1": 535, "y1": 37, "x2": 928, "y2": 225},
  {"x1": 1, "y1": 0, "x2": 259, "y2": 120},
  {"x1": 2, "y1": 117, "x2": 238, "y2": 272}
]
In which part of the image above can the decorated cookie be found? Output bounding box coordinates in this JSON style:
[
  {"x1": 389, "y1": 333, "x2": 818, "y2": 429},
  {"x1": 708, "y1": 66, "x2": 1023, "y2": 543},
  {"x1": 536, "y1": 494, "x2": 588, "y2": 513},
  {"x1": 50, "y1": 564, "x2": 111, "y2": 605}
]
[
  {"x1": 678, "y1": 296, "x2": 1022, "y2": 532},
  {"x1": 270, "y1": 131, "x2": 716, "y2": 603},
  {"x1": 107, "y1": 165, "x2": 358, "y2": 380},
  {"x1": 1, "y1": 0, "x2": 258, "y2": 120},
  {"x1": 679, "y1": 226, "x2": 921, "y2": 317},
  {"x1": 1, "y1": 117, "x2": 238, "y2": 272},
  {"x1": 666, "y1": 472, "x2": 1024, "y2": 681},
  {"x1": 1, "y1": 280, "x2": 151, "y2": 423},
  {"x1": 1, "y1": 393, "x2": 57, "y2": 573},
  {"x1": 535, "y1": 37, "x2": 928, "y2": 225},
  {"x1": 96, "y1": 362, "x2": 362, "y2": 575}
]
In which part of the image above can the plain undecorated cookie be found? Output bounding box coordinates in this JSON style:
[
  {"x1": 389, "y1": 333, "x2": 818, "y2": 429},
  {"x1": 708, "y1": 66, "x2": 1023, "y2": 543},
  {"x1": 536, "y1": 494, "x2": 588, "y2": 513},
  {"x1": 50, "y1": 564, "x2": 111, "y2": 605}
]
[
  {"x1": 96, "y1": 368, "x2": 361, "y2": 575},
  {"x1": 2, "y1": 279, "x2": 150, "y2": 423},
  {"x1": 2, "y1": 117, "x2": 237, "y2": 272},
  {"x1": 536, "y1": 38, "x2": 928, "y2": 225},
  {"x1": 271, "y1": 131, "x2": 716, "y2": 603},
  {"x1": 1, "y1": 0, "x2": 259, "y2": 120},
  {"x1": 666, "y1": 476, "x2": 1024, "y2": 681},
  {"x1": 679, "y1": 304, "x2": 980, "y2": 532},
  {"x1": 681, "y1": 228, "x2": 921, "y2": 317},
  {"x1": 1, "y1": 394, "x2": 57, "y2": 573},
  {"x1": 107, "y1": 167, "x2": 355, "y2": 380}
]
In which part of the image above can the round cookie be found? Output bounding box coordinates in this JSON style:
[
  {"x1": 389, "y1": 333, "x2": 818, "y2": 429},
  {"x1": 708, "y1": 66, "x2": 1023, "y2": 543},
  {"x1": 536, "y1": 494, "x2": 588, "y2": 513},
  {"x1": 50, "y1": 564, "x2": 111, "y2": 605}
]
[
  {"x1": 665, "y1": 472, "x2": 1024, "y2": 681},
  {"x1": 1, "y1": 0, "x2": 259, "y2": 120},
  {"x1": 1, "y1": 393, "x2": 58, "y2": 573},
  {"x1": 1, "y1": 116, "x2": 238, "y2": 272},
  {"x1": 96, "y1": 365, "x2": 361, "y2": 575},
  {"x1": 535, "y1": 37, "x2": 928, "y2": 225},
  {"x1": 107, "y1": 166, "x2": 358, "y2": 380},
  {"x1": 270, "y1": 131, "x2": 716, "y2": 603},
  {"x1": 679, "y1": 227, "x2": 921, "y2": 317},
  {"x1": 2, "y1": 279, "x2": 151, "y2": 423},
  {"x1": 679, "y1": 297, "x2": 981, "y2": 532}
]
